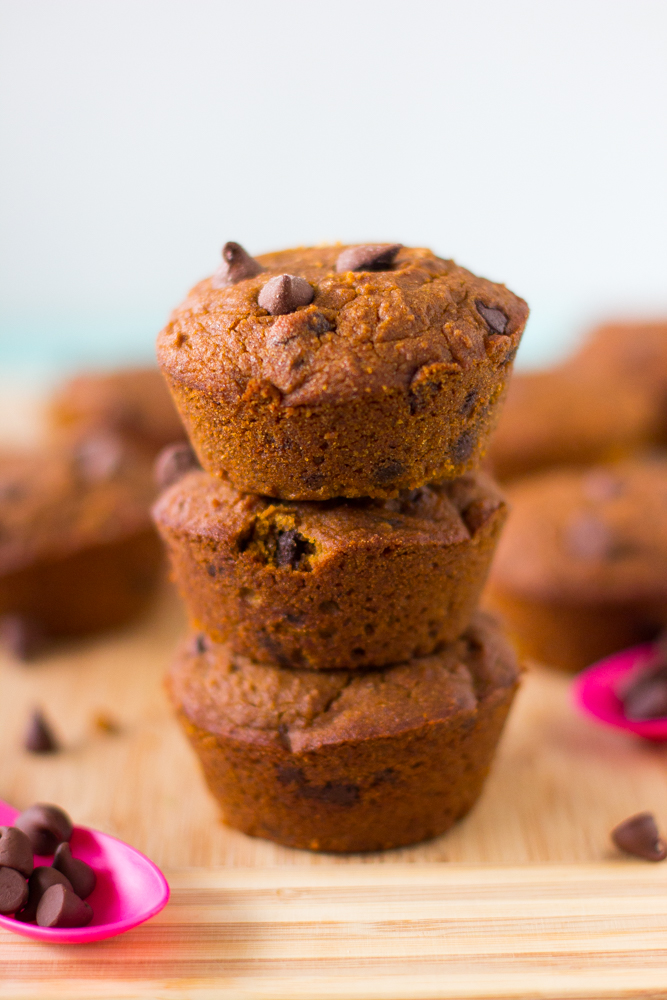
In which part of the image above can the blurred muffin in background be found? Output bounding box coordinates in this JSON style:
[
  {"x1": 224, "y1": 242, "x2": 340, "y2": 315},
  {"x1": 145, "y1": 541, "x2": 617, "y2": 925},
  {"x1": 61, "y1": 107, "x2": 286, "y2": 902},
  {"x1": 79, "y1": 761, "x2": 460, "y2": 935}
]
[
  {"x1": 484, "y1": 458, "x2": 667, "y2": 672},
  {"x1": 0, "y1": 433, "x2": 163, "y2": 658},
  {"x1": 488, "y1": 368, "x2": 659, "y2": 483},
  {"x1": 49, "y1": 367, "x2": 186, "y2": 455},
  {"x1": 569, "y1": 320, "x2": 667, "y2": 431}
]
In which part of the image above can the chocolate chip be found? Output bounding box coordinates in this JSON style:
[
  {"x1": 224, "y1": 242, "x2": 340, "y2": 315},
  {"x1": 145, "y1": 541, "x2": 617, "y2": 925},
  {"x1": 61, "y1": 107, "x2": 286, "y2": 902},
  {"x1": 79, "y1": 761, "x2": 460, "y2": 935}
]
[
  {"x1": 372, "y1": 459, "x2": 406, "y2": 486},
  {"x1": 564, "y1": 513, "x2": 611, "y2": 560},
  {"x1": 23, "y1": 710, "x2": 59, "y2": 754},
  {"x1": 206, "y1": 564, "x2": 216, "y2": 577},
  {"x1": 453, "y1": 430, "x2": 475, "y2": 465},
  {"x1": 15, "y1": 867, "x2": 73, "y2": 923},
  {"x1": 36, "y1": 883, "x2": 93, "y2": 928},
  {"x1": 258, "y1": 274, "x2": 314, "y2": 315},
  {"x1": 276, "y1": 529, "x2": 313, "y2": 570},
  {"x1": 475, "y1": 301, "x2": 509, "y2": 334},
  {"x1": 212, "y1": 242, "x2": 264, "y2": 288},
  {"x1": 0, "y1": 615, "x2": 47, "y2": 661},
  {"x1": 0, "y1": 826, "x2": 34, "y2": 877},
  {"x1": 583, "y1": 469, "x2": 625, "y2": 502},
  {"x1": 154, "y1": 442, "x2": 200, "y2": 491},
  {"x1": 74, "y1": 434, "x2": 124, "y2": 483},
  {"x1": 335, "y1": 244, "x2": 402, "y2": 273},
  {"x1": 53, "y1": 843, "x2": 96, "y2": 899},
  {"x1": 14, "y1": 804, "x2": 73, "y2": 856},
  {"x1": 195, "y1": 633, "x2": 208, "y2": 655},
  {"x1": 624, "y1": 679, "x2": 667, "y2": 720},
  {"x1": 299, "y1": 781, "x2": 360, "y2": 806},
  {"x1": 0, "y1": 867, "x2": 29, "y2": 915},
  {"x1": 612, "y1": 812, "x2": 667, "y2": 861},
  {"x1": 460, "y1": 389, "x2": 477, "y2": 417}
]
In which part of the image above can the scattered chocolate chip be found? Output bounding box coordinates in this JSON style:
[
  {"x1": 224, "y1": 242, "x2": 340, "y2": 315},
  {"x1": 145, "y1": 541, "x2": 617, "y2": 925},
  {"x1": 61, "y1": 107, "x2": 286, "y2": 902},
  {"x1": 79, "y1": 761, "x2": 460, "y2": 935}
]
[
  {"x1": 14, "y1": 804, "x2": 73, "y2": 856},
  {"x1": 0, "y1": 826, "x2": 34, "y2": 877},
  {"x1": 0, "y1": 866, "x2": 29, "y2": 915},
  {"x1": 15, "y1": 867, "x2": 73, "y2": 923},
  {"x1": 460, "y1": 389, "x2": 477, "y2": 417},
  {"x1": 74, "y1": 434, "x2": 124, "y2": 483},
  {"x1": 372, "y1": 460, "x2": 406, "y2": 486},
  {"x1": 258, "y1": 274, "x2": 314, "y2": 315},
  {"x1": 23, "y1": 710, "x2": 59, "y2": 754},
  {"x1": 564, "y1": 512, "x2": 611, "y2": 560},
  {"x1": 36, "y1": 883, "x2": 93, "y2": 928},
  {"x1": 53, "y1": 843, "x2": 96, "y2": 899},
  {"x1": 0, "y1": 614, "x2": 47, "y2": 661},
  {"x1": 475, "y1": 301, "x2": 509, "y2": 334},
  {"x1": 154, "y1": 442, "x2": 200, "y2": 491},
  {"x1": 195, "y1": 633, "x2": 208, "y2": 655},
  {"x1": 612, "y1": 812, "x2": 667, "y2": 861},
  {"x1": 211, "y1": 242, "x2": 264, "y2": 288},
  {"x1": 335, "y1": 244, "x2": 402, "y2": 273},
  {"x1": 276, "y1": 529, "x2": 314, "y2": 570},
  {"x1": 206, "y1": 564, "x2": 216, "y2": 577}
]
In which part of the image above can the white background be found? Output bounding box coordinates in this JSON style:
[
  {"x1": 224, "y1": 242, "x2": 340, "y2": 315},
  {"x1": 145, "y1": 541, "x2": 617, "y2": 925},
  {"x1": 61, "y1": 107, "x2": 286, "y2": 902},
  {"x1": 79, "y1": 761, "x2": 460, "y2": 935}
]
[{"x1": 1, "y1": 0, "x2": 666, "y2": 374}]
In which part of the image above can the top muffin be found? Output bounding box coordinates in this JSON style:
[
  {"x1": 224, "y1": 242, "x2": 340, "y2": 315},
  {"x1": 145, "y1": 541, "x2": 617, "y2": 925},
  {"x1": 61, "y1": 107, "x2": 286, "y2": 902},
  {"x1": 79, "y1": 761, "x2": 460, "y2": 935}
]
[{"x1": 157, "y1": 243, "x2": 528, "y2": 499}]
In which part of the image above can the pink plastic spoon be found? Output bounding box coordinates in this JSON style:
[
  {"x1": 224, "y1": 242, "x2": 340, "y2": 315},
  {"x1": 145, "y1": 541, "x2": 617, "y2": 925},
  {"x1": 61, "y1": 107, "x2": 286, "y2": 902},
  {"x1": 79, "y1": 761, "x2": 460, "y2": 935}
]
[
  {"x1": 572, "y1": 642, "x2": 667, "y2": 742},
  {"x1": 0, "y1": 800, "x2": 169, "y2": 943}
]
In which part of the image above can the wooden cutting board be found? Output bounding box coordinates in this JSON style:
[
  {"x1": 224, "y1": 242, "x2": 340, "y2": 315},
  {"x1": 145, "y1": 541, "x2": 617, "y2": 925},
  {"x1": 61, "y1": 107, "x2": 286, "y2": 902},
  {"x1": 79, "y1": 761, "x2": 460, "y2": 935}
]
[{"x1": 2, "y1": 587, "x2": 667, "y2": 998}]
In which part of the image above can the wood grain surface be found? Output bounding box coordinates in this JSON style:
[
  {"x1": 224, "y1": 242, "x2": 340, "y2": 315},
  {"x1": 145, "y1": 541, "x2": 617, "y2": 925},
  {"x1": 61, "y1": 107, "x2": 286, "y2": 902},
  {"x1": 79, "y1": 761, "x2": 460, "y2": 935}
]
[{"x1": 2, "y1": 587, "x2": 667, "y2": 997}]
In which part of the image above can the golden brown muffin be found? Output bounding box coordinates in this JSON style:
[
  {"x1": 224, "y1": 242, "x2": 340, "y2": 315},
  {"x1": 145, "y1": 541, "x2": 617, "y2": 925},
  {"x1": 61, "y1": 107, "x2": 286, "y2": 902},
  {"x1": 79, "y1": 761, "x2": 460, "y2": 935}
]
[
  {"x1": 49, "y1": 367, "x2": 186, "y2": 454},
  {"x1": 484, "y1": 458, "x2": 667, "y2": 671},
  {"x1": 570, "y1": 320, "x2": 667, "y2": 404},
  {"x1": 488, "y1": 367, "x2": 658, "y2": 482},
  {"x1": 0, "y1": 434, "x2": 162, "y2": 644},
  {"x1": 168, "y1": 611, "x2": 520, "y2": 852},
  {"x1": 153, "y1": 468, "x2": 507, "y2": 670},
  {"x1": 157, "y1": 243, "x2": 528, "y2": 499}
]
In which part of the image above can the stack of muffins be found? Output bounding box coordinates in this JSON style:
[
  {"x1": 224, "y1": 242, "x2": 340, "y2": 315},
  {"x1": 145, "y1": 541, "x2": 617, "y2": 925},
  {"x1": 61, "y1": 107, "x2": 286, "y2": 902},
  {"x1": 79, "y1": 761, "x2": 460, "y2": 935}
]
[{"x1": 153, "y1": 242, "x2": 529, "y2": 852}]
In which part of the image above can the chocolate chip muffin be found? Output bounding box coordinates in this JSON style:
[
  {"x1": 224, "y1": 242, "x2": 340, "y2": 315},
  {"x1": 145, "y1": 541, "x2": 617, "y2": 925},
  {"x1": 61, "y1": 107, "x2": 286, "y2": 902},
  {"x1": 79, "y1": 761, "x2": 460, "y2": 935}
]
[
  {"x1": 485, "y1": 458, "x2": 667, "y2": 671},
  {"x1": 168, "y1": 611, "x2": 520, "y2": 852},
  {"x1": 488, "y1": 368, "x2": 658, "y2": 482},
  {"x1": 49, "y1": 367, "x2": 186, "y2": 454},
  {"x1": 0, "y1": 434, "x2": 162, "y2": 646},
  {"x1": 153, "y1": 468, "x2": 506, "y2": 670},
  {"x1": 157, "y1": 243, "x2": 528, "y2": 500}
]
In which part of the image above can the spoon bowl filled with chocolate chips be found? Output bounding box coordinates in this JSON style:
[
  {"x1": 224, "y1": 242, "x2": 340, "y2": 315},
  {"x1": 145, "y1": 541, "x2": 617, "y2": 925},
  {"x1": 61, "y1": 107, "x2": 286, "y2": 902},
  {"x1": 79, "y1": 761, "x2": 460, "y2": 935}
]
[
  {"x1": 573, "y1": 634, "x2": 667, "y2": 742},
  {"x1": 0, "y1": 801, "x2": 169, "y2": 943}
]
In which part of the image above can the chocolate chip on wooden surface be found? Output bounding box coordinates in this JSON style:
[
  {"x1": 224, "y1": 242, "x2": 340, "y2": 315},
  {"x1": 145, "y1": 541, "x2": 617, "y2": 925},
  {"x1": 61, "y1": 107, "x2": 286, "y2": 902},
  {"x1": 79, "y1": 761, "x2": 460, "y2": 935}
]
[
  {"x1": 0, "y1": 866, "x2": 29, "y2": 915},
  {"x1": 475, "y1": 301, "x2": 509, "y2": 335},
  {"x1": 53, "y1": 842, "x2": 96, "y2": 899},
  {"x1": 14, "y1": 804, "x2": 73, "y2": 856},
  {"x1": 154, "y1": 442, "x2": 200, "y2": 491},
  {"x1": 258, "y1": 274, "x2": 314, "y2": 315},
  {"x1": 612, "y1": 812, "x2": 667, "y2": 861},
  {"x1": 0, "y1": 826, "x2": 34, "y2": 877},
  {"x1": 0, "y1": 614, "x2": 47, "y2": 661},
  {"x1": 15, "y1": 867, "x2": 73, "y2": 923},
  {"x1": 335, "y1": 244, "x2": 402, "y2": 273},
  {"x1": 212, "y1": 242, "x2": 264, "y2": 288},
  {"x1": 23, "y1": 709, "x2": 59, "y2": 754},
  {"x1": 36, "y1": 883, "x2": 93, "y2": 928}
]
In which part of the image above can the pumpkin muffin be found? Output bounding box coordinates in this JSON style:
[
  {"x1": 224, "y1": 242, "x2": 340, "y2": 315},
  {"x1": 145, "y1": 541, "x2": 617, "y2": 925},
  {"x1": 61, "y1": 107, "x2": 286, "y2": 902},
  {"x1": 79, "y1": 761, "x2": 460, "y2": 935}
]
[
  {"x1": 488, "y1": 367, "x2": 658, "y2": 482},
  {"x1": 153, "y1": 468, "x2": 507, "y2": 670},
  {"x1": 49, "y1": 367, "x2": 186, "y2": 454},
  {"x1": 485, "y1": 458, "x2": 667, "y2": 671},
  {"x1": 570, "y1": 320, "x2": 667, "y2": 406},
  {"x1": 0, "y1": 434, "x2": 162, "y2": 648},
  {"x1": 168, "y1": 611, "x2": 520, "y2": 852},
  {"x1": 156, "y1": 243, "x2": 528, "y2": 499}
]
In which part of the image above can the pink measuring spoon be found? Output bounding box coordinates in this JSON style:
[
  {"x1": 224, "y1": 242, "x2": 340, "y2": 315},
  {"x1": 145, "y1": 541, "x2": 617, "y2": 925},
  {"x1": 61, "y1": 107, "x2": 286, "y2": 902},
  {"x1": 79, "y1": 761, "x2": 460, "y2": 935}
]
[
  {"x1": 0, "y1": 800, "x2": 169, "y2": 943},
  {"x1": 572, "y1": 642, "x2": 667, "y2": 742}
]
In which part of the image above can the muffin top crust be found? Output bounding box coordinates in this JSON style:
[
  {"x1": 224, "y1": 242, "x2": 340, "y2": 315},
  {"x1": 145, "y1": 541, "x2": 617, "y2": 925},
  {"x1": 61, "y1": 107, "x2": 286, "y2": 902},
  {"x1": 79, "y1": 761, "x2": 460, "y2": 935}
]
[
  {"x1": 157, "y1": 244, "x2": 528, "y2": 408},
  {"x1": 490, "y1": 458, "x2": 667, "y2": 603},
  {"x1": 169, "y1": 612, "x2": 520, "y2": 753}
]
